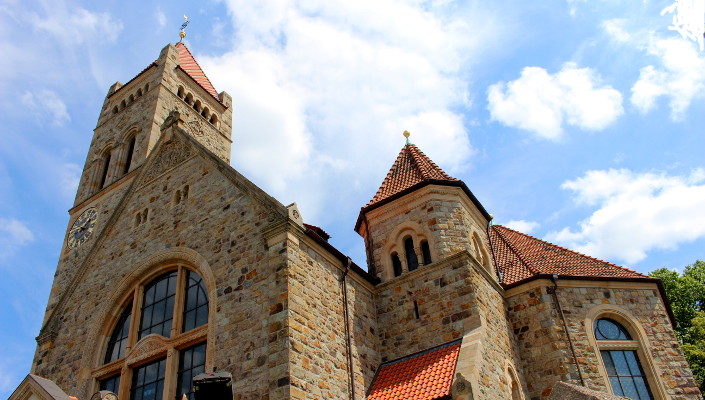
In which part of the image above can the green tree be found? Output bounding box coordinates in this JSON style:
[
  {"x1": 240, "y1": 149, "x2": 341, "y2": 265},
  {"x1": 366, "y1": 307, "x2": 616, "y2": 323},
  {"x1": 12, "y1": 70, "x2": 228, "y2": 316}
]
[
  {"x1": 682, "y1": 312, "x2": 705, "y2": 390},
  {"x1": 651, "y1": 260, "x2": 705, "y2": 390}
]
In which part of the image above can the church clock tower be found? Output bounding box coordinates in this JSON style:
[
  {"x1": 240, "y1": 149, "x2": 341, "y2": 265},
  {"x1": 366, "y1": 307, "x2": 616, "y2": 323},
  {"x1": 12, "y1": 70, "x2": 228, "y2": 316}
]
[{"x1": 35, "y1": 41, "x2": 234, "y2": 373}]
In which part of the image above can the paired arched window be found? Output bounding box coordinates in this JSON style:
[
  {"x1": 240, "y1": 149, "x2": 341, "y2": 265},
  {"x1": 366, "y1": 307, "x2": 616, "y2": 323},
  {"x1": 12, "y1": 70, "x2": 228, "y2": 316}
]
[
  {"x1": 404, "y1": 237, "x2": 419, "y2": 272},
  {"x1": 385, "y1": 226, "x2": 434, "y2": 281},
  {"x1": 391, "y1": 253, "x2": 402, "y2": 277},
  {"x1": 98, "y1": 267, "x2": 209, "y2": 400},
  {"x1": 594, "y1": 318, "x2": 653, "y2": 400}
]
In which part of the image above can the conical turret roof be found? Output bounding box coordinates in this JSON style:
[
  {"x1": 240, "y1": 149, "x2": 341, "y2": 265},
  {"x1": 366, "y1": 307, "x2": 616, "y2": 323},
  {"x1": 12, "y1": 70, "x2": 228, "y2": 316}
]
[
  {"x1": 355, "y1": 143, "x2": 491, "y2": 232},
  {"x1": 365, "y1": 144, "x2": 459, "y2": 208}
]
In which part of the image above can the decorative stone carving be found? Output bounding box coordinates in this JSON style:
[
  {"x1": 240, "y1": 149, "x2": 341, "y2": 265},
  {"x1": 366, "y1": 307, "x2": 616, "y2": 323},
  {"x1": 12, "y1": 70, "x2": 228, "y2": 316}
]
[
  {"x1": 451, "y1": 373, "x2": 474, "y2": 400},
  {"x1": 127, "y1": 334, "x2": 168, "y2": 366},
  {"x1": 141, "y1": 134, "x2": 194, "y2": 185}
]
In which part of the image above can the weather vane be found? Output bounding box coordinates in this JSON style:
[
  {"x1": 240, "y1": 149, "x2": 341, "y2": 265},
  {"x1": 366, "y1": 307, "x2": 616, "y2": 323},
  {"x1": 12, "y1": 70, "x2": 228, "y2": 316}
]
[
  {"x1": 403, "y1": 130, "x2": 411, "y2": 145},
  {"x1": 179, "y1": 15, "x2": 189, "y2": 42}
]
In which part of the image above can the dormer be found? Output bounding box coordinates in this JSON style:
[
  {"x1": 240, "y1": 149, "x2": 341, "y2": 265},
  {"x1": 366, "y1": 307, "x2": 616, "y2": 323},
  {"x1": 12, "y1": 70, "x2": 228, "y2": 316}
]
[{"x1": 355, "y1": 139, "x2": 495, "y2": 282}]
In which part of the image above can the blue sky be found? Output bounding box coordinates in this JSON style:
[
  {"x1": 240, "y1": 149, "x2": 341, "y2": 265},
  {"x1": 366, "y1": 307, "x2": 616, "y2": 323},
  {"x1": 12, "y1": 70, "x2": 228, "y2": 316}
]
[{"x1": 1, "y1": 0, "x2": 704, "y2": 396}]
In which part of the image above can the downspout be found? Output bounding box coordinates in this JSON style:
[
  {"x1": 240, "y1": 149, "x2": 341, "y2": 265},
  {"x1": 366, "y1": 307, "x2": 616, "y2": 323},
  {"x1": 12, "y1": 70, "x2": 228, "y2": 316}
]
[
  {"x1": 550, "y1": 274, "x2": 585, "y2": 386},
  {"x1": 341, "y1": 257, "x2": 356, "y2": 400}
]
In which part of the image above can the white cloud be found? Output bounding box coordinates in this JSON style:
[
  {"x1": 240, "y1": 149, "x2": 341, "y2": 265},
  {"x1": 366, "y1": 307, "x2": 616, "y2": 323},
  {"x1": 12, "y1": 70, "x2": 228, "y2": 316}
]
[
  {"x1": 546, "y1": 168, "x2": 705, "y2": 264},
  {"x1": 0, "y1": 218, "x2": 34, "y2": 259},
  {"x1": 487, "y1": 63, "x2": 624, "y2": 140},
  {"x1": 155, "y1": 7, "x2": 166, "y2": 29},
  {"x1": 601, "y1": 18, "x2": 632, "y2": 43},
  {"x1": 198, "y1": 0, "x2": 497, "y2": 220},
  {"x1": 504, "y1": 220, "x2": 540, "y2": 234},
  {"x1": 20, "y1": 89, "x2": 70, "y2": 126},
  {"x1": 59, "y1": 163, "x2": 81, "y2": 201},
  {"x1": 28, "y1": 6, "x2": 122, "y2": 45},
  {"x1": 630, "y1": 37, "x2": 705, "y2": 120}
]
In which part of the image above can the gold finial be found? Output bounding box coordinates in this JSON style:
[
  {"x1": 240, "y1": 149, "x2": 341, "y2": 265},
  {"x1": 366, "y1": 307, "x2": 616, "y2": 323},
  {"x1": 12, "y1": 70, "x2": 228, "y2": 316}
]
[
  {"x1": 403, "y1": 130, "x2": 411, "y2": 145},
  {"x1": 179, "y1": 15, "x2": 189, "y2": 42}
]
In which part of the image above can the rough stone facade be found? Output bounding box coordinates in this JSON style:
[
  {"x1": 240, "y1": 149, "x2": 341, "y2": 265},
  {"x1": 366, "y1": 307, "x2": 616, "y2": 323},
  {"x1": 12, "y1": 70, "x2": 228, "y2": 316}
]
[{"x1": 28, "y1": 42, "x2": 702, "y2": 400}]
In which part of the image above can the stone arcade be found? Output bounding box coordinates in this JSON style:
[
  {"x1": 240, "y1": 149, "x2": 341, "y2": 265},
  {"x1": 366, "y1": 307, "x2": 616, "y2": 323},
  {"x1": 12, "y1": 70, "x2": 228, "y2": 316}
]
[{"x1": 10, "y1": 42, "x2": 702, "y2": 400}]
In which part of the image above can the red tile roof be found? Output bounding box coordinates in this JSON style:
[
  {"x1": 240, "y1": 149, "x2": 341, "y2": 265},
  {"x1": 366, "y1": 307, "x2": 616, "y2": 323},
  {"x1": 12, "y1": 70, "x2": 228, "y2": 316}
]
[
  {"x1": 304, "y1": 223, "x2": 331, "y2": 241},
  {"x1": 367, "y1": 341, "x2": 460, "y2": 400},
  {"x1": 490, "y1": 225, "x2": 649, "y2": 286},
  {"x1": 366, "y1": 144, "x2": 459, "y2": 209},
  {"x1": 175, "y1": 42, "x2": 220, "y2": 101}
]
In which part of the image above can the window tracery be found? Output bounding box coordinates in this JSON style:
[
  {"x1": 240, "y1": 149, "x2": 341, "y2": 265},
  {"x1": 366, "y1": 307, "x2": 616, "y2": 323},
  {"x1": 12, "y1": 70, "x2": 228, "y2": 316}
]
[
  {"x1": 96, "y1": 266, "x2": 209, "y2": 399},
  {"x1": 594, "y1": 318, "x2": 653, "y2": 399},
  {"x1": 586, "y1": 306, "x2": 665, "y2": 400}
]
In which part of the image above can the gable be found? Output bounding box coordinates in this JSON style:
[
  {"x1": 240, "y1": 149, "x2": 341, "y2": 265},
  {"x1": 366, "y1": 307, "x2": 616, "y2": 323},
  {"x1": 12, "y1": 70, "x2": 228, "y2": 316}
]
[
  {"x1": 36, "y1": 112, "x2": 288, "y2": 346},
  {"x1": 8, "y1": 375, "x2": 75, "y2": 400}
]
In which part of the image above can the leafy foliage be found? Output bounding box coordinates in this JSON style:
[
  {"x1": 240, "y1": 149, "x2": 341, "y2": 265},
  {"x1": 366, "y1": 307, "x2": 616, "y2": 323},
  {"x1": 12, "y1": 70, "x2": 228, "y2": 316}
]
[
  {"x1": 682, "y1": 312, "x2": 705, "y2": 391},
  {"x1": 651, "y1": 260, "x2": 705, "y2": 390}
]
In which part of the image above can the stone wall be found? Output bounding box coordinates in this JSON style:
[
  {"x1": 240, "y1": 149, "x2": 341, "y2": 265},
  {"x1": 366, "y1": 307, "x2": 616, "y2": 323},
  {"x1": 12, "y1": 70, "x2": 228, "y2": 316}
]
[
  {"x1": 278, "y1": 236, "x2": 379, "y2": 399},
  {"x1": 363, "y1": 186, "x2": 492, "y2": 283},
  {"x1": 506, "y1": 280, "x2": 702, "y2": 399},
  {"x1": 33, "y1": 129, "x2": 289, "y2": 399}
]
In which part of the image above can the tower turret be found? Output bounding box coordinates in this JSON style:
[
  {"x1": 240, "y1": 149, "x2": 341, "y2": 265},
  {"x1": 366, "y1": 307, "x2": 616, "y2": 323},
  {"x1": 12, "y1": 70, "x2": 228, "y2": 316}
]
[{"x1": 355, "y1": 138, "x2": 495, "y2": 282}]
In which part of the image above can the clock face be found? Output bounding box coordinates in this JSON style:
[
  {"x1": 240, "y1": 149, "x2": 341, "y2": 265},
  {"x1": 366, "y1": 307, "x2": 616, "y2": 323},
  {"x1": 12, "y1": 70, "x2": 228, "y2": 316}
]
[{"x1": 68, "y1": 207, "x2": 97, "y2": 249}]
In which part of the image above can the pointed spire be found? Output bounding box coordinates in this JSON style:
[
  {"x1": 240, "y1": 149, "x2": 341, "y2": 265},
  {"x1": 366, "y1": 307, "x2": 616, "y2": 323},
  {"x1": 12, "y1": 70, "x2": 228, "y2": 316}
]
[
  {"x1": 364, "y1": 143, "x2": 459, "y2": 208},
  {"x1": 175, "y1": 42, "x2": 220, "y2": 100}
]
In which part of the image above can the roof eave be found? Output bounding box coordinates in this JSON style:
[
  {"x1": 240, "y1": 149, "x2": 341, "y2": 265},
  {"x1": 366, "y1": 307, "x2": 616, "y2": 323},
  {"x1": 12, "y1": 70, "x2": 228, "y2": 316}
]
[
  {"x1": 175, "y1": 65, "x2": 226, "y2": 107},
  {"x1": 304, "y1": 226, "x2": 379, "y2": 285},
  {"x1": 503, "y1": 274, "x2": 676, "y2": 327},
  {"x1": 355, "y1": 179, "x2": 491, "y2": 232}
]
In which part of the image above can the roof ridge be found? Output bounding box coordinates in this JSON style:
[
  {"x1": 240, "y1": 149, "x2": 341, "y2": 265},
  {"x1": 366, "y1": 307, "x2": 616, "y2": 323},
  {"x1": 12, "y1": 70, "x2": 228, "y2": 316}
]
[
  {"x1": 494, "y1": 225, "x2": 649, "y2": 278},
  {"x1": 364, "y1": 143, "x2": 458, "y2": 208},
  {"x1": 491, "y1": 225, "x2": 538, "y2": 279}
]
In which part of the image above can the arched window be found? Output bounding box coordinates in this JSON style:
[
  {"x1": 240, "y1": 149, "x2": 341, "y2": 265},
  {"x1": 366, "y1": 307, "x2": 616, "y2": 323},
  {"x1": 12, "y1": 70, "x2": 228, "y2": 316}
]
[
  {"x1": 112, "y1": 106, "x2": 118, "y2": 114},
  {"x1": 99, "y1": 151, "x2": 112, "y2": 189},
  {"x1": 177, "y1": 86, "x2": 185, "y2": 99},
  {"x1": 193, "y1": 100, "x2": 202, "y2": 113},
  {"x1": 209, "y1": 114, "x2": 218, "y2": 126},
  {"x1": 136, "y1": 88, "x2": 143, "y2": 97},
  {"x1": 123, "y1": 135, "x2": 136, "y2": 175},
  {"x1": 391, "y1": 253, "x2": 402, "y2": 277},
  {"x1": 404, "y1": 237, "x2": 419, "y2": 272},
  {"x1": 421, "y1": 240, "x2": 432, "y2": 265},
  {"x1": 105, "y1": 303, "x2": 131, "y2": 364},
  {"x1": 185, "y1": 93, "x2": 193, "y2": 106},
  {"x1": 594, "y1": 318, "x2": 653, "y2": 400},
  {"x1": 201, "y1": 107, "x2": 210, "y2": 119},
  {"x1": 97, "y1": 267, "x2": 209, "y2": 399},
  {"x1": 120, "y1": 100, "x2": 126, "y2": 110},
  {"x1": 128, "y1": 94, "x2": 135, "y2": 104}
]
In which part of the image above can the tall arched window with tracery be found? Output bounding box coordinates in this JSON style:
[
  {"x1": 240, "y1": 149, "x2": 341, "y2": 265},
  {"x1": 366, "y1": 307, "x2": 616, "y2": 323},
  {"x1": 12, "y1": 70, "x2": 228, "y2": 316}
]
[
  {"x1": 594, "y1": 318, "x2": 653, "y2": 400},
  {"x1": 123, "y1": 135, "x2": 136, "y2": 175},
  {"x1": 99, "y1": 150, "x2": 112, "y2": 190},
  {"x1": 96, "y1": 266, "x2": 209, "y2": 400}
]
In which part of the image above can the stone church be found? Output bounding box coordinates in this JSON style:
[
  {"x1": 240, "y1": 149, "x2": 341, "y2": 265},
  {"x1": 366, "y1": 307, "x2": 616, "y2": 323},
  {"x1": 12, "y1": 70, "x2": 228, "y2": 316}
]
[{"x1": 10, "y1": 41, "x2": 702, "y2": 400}]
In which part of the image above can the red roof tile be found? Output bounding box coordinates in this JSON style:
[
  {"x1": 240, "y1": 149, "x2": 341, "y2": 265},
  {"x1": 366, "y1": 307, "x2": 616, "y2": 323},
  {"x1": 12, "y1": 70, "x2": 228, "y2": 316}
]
[
  {"x1": 366, "y1": 144, "x2": 459, "y2": 208},
  {"x1": 304, "y1": 223, "x2": 331, "y2": 241},
  {"x1": 175, "y1": 42, "x2": 220, "y2": 101},
  {"x1": 490, "y1": 225, "x2": 649, "y2": 286},
  {"x1": 367, "y1": 341, "x2": 460, "y2": 400}
]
